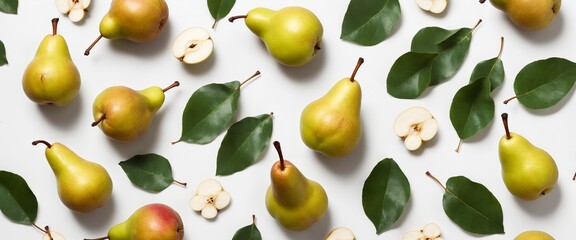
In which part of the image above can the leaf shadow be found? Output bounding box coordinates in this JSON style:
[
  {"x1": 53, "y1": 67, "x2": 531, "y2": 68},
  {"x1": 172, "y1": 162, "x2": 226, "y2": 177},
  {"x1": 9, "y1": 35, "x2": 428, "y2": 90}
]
[
  {"x1": 279, "y1": 209, "x2": 332, "y2": 239},
  {"x1": 315, "y1": 120, "x2": 367, "y2": 176},
  {"x1": 514, "y1": 184, "x2": 562, "y2": 216},
  {"x1": 71, "y1": 195, "x2": 116, "y2": 231},
  {"x1": 37, "y1": 94, "x2": 84, "y2": 130}
]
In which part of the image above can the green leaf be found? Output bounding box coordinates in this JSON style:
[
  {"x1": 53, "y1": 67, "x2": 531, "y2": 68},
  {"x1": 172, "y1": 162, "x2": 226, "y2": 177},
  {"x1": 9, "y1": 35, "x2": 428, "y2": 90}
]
[
  {"x1": 0, "y1": 0, "x2": 17, "y2": 14},
  {"x1": 178, "y1": 81, "x2": 241, "y2": 144},
  {"x1": 386, "y1": 52, "x2": 437, "y2": 99},
  {"x1": 119, "y1": 154, "x2": 178, "y2": 193},
  {"x1": 513, "y1": 57, "x2": 576, "y2": 109},
  {"x1": 216, "y1": 113, "x2": 273, "y2": 176},
  {"x1": 412, "y1": 27, "x2": 473, "y2": 86},
  {"x1": 362, "y1": 158, "x2": 410, "y2": 234},
  {"x1": 340, "y1": 0, "x2": 401, "y2": 46},
  {"x1": 208, "y1": 0, "x2": 235, "y2": 27},
  {"x1": 0, "y1": 171, "x2": 37, "y2": 224},
  {"x1": 470, "y1": 57, "x2": 505, "y2": 91},
  {"x1": 0, "y1": 40, "x2": 7, "y2": 66},
  {"x1": 443, "y1": 176, "x2": 504, "y2": 234},
  {"x1": 232, "y1": 215, "x2": 262, "y2": 240},
  {"x1": 450, "y1": 78, "x2": 495, "y2": 140}
]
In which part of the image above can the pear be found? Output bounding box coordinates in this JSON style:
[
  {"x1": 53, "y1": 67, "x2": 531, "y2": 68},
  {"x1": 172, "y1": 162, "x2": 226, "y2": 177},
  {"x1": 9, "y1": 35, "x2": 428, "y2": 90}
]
[
  {"x1": 300, "y1": 57, "x2": 364, "y2": 157},
  {"x1": 514, "y1": 230, "x2": 555, "y2": 240},
  {"x1": 22, "y1": 18, "x2": 81, "y2": 106},
  {"x1": 265, "y1": 141, "x2": 328, "y2": 231},
  {"x1": 498, "y1": 113, "x2": 559, "y2": 200},
  {"x1": 488, "y1": 0, "x2": 561, "y2": 30},
  {"x1": 229, "y1": 6, "x2": 323, "y2": 67},
  {"x1": 32, "y1": 140, "x2": 112, "y2": 213},
  {"x1": 92, "y1": 81, "x2": 179, "y2": 142},
  {"x1": 84, "y1": 0, "x2": 169, "y2": 55},
  {"x1": 84, "y1": 203, "x2": 184, "y2": 240}
]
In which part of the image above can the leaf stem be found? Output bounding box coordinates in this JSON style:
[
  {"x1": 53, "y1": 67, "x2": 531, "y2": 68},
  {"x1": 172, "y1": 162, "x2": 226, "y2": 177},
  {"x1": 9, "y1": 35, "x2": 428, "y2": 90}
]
[
  {"x1": 85, "y1": 35, "x2": 103, "y2": 56},
  {"x1": 349, "y1": 57, "x2": 365, "y2": 82},
  {"x1": 472, "y1": 19, "x2": 483, "y2": 32},
  {"x1": 228, "y1": 15, "x2": 247, "y2": 22},
  {"x1": 84, "y1": 236, "x2": 109, "y2": 240},
  {"x1": 501, "y1": 113, "x2": 511, "y2": 140},
  {"x1": 497, "y1": 37, "x2": 504, "y2": 59},
  {"x1": 92, "y1": 113, "x2": 106, "y2": 127},
  {"x1": 425, "y1": 171, "x2": 447, "y2": 192},
  {"x1": 163, "y1": 81, "x2": 180, "y2": 92},
  {"x1": 32, "y1": 140, "x2": 52, "y2": 148},
  {"x1": 503, "y1": 96, "x2": 517, "y2": 104},
  {"x1": 252, "y1": 214, "x2": 256, "y2": 225},
  {"x1": 573, "y1": 172, "x2": 576, "y2": 181},
  {"x1": 238, "y1": 70, "x2": 261, "y2": 89},
  {"x1": 455, "y1": 140, "x2": 462, "y2": 153},
  {"x1": 173, "y1": 179, "x2": 187, "y2": 187},
  {"x1": 273, "y1": 141, "x2": 285, "y2": 171},
  {"x1": 33, "y1": 223, "x2": 47, "y2": 233},
  {"x1": 51, "y1": 18, "x2": 59, "y2": 36},
  {"x1": 212, "y1": 20, "x2": 218, "y2": 29}
]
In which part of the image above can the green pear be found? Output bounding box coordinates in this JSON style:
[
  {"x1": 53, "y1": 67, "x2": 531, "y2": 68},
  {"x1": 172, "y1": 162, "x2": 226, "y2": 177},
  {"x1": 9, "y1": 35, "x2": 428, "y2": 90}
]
[
  {"x1": 84, "y1": 0, "x2": 169, "y2": 55},
  {"x1": 229, "y1": 6, "x2": 323, "y2": 67},
  {"x1": 85, "y1": 203, "x2": 184, "y2": 240},
  {"x1": 22, "y1": 18, "x2": 81, "y2": 106},
  {"x1": 498, "y1": 113, "x2": 558, "y2": 200},
  {"x1": 265, "y1": 141, "x2": 328, "y2": 231},
  {"x1": 32, "y1": 140, "x2": 112, "y2": 213},
  {"x1": 300, "y1": 58, "x2": 364, "y2": 157},
  {"x1": 92, "y1": 81, "x2": 179, "y2": 142},
  {"x1": 489, "y1": 0, "x2": 561, "y2": 30},
  {"x1": 514, "y1": 230, "x2": 555, "y2": 240}
]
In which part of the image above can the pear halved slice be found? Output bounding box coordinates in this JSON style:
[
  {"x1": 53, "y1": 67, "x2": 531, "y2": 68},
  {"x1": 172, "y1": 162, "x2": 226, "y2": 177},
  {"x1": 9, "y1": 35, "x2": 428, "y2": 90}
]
[
  {"x1": 189, "y1": 179, "x2": 231, "y2": 219},
  {"x1": 325, "y1": 227, "x2": 355, "y2": 240},
  {"x1": 416, "y1": 0, "x2": 447, "y2": 14},
  {"x1": 393, "y1": 106, "x2": 438, "y2": 151},
  {"x1": 55, "y1": 0, "x2": 91, "y2": 22},
  {"x1": 172, "y1": 27, "x2": 214, "y2": 64}
]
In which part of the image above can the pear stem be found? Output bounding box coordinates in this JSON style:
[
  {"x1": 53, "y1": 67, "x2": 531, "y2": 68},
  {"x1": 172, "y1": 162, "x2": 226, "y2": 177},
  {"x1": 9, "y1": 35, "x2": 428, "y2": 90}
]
[
  {"x1": 572, "y1": 172, "x2": 576, "y2": 181},
  {"x1": 426, "y1": 171, "x2": 447, "y2": 192},
  {"x1": 501, "y1": 113, "x2": 511, "y2": 140},
  {"x1": 228, "y1": 15, "x2": 247, "y2": 22},
  {"x1": 273, "y1": 141, "x2": 285, "y2": 171},
  {"x1": 503, "y1": 96, "x2": 517, "y2": 104},
  {"x1": 84, "y1": 236, "x2": 109, "y2": 240},
  {"x1": 92, "y1": 114, "x2": 106, "y2": 127},
  {"x1": 163, "y1": 81, "x2": 180, "y2": 92},
  {"x1": 349, "y1": 57, "x2": 365, "y2": 82},
  {"x1": 84, "y1": 35, "x2": 103, "y2": 56},
  {"x1": 32, "y1": 140, "x2": 51, "y2": 148},
  {"x1": 33, "y1": 224, "x2": 53, "y2": 240},
  {"x1": 173, "y1": 179, "x2": 187, "y2": 187},
  {"x1": 497, "y1": 36, "x2": 504, "y2": 59},
  {"x1": 239, "y1": 70, "x2": 261, "y2": 89},
  {"x1": 51, "y1": 18, "x2": 59, "y2": 36},
  {"x1": 479, "y1": 0, "x2": 486, "y2": 3}
]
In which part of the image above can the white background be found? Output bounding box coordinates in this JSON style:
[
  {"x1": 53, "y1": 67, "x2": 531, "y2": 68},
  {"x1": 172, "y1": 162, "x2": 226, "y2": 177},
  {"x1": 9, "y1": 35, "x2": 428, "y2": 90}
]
[{"x1": 0, "y1": 0, "x2": 574, "y2": 239}]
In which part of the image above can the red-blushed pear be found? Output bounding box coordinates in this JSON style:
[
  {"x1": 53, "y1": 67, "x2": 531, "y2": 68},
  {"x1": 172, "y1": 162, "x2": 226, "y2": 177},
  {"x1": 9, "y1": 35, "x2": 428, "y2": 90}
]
[
  {"x1": 91, "y1": 81, "x2": 179, "y2": 142},
  {"x1": 22, "y1": 18, "x2": 80, "y2": 106},
  {"x1": 84, "y1": 0, "x2": 169, "y2": 55},
  {"x1": 265, "y1": 141, "x2": 328, "y2": 231},
  {"x1": 488, "y1": 0, "x2": 561, "y2": 30},
  {"x1": 84, "y1": 203, "x2": 184, "y2": 240},
  {"x1": 498, "y1": 113, "x2": 558, "y2": 200},
  {"x1": 32, "y1": 140, "x2": 112, "y2": 213}
]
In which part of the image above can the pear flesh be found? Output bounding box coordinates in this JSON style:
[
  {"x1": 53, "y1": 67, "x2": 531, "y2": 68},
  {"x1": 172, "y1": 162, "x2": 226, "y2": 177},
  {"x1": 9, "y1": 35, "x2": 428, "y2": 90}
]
[
  {"x1": 300, "y1": 58, "x2": 363, "y2": 157},
  {"x1": 33, "y1": 140, "x2": 112, "y2": 213},
  {"x1": 265, "y1": 141, "x2": 328, "y2": 231},
  {"x1": 22, "y1": 18, "x2": 80, "y2": 106}
]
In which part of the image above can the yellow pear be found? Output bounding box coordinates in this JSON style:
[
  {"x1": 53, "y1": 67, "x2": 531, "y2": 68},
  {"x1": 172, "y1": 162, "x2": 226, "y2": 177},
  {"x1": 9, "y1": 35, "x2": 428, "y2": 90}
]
[
  {"x1": 300, "y1": 58, "x2": 364, "y2": 157},
  {"x1": 514, "y1": 230, "x2": 555, "y2": 240},
  {"x1": 489, "y1": 0, "x2": 561, "y2": 30}
]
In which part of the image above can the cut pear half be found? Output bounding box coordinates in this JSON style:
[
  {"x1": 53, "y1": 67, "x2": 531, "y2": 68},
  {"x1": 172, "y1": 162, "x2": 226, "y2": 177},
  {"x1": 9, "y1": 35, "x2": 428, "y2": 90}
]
[
  {"x1": 55, "y1": 0, "x2": 91, "y2": 22},
  {"x1": 393, "y1": 106, "x2": 438, "y2": 151},
  {"x1": 172, "y1": 27, "x2": 214, "y2": 64},
  {"x1": 416, "y1": 0, "x2": 447, "y2": 14},
  {"x1": 403, "y1": 223, "x2": 443, "y2": 240},
  {"x1": 325, "y1": 227, "x2": 355, "y2": 240},
  {"x1": 189, "y1": 179, "x2": 231, "y2": 219}
]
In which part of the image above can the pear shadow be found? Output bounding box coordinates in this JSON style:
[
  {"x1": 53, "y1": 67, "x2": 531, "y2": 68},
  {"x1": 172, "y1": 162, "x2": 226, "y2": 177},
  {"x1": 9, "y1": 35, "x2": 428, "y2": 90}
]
[
  {"x1": 511, "y1": 13, "x2": 565, "y2": 43},
  {"x1": 277, "y1": 42, "x2": 327, "y2": 81},
  {"x1": 37, "y1": 95, "x2": 84, "y2": 130},
  {"x1": 280, "y1": 209, "x2": 332, "y2": 239},
  {"x1": 182, "y1": 50, "x2": 217, "y2": 77},
  {"x1": 108, "y1": 20, "x2": 173, "y2": 58},
  {"x1": 514, "y1": 185, "x2": 562, "y2": 216},
  {"x1": 315, "y1": 125, "x2": 367, "y2": 175},
  {"x1": 71, "y1": 194, "x2": 116, "y2": 231}
]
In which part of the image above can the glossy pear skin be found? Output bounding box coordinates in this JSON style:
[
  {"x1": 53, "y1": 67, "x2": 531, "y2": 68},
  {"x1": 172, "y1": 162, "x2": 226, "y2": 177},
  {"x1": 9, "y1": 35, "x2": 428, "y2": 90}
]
[
  {"x1": 490, "y1": 0, "x2": 561, "y2": 30},
  {"x1": 514, "y1": 230, "x2": 555, "y2": 240},
  {"x1": 498, "y1": 133, "x2": 558, "y2": 200},
  {"x1": 100, "y1": 0, "x2": 169, "y2": 42},
  {"x1": 245, "y1": 6, "x2": 323, "y2": 67},
  {"x1": 107, "y1": 203, "x2": 184, "y2": 240},
  {"x1": 265, "y1": 160, "x2": 328, "y2": 231},
  {"x1": 22, "y1": 19, "x2": 80, "y2": 106},
  {"x1": 92, "y1": 85, "x2": 165, "y2": 142},
  {"x1": 300, "y1": 78, "x2": 362, "y2": 157},
  {"x1": 41, "y1": 142, "x2": 112, "y2": 212}
]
